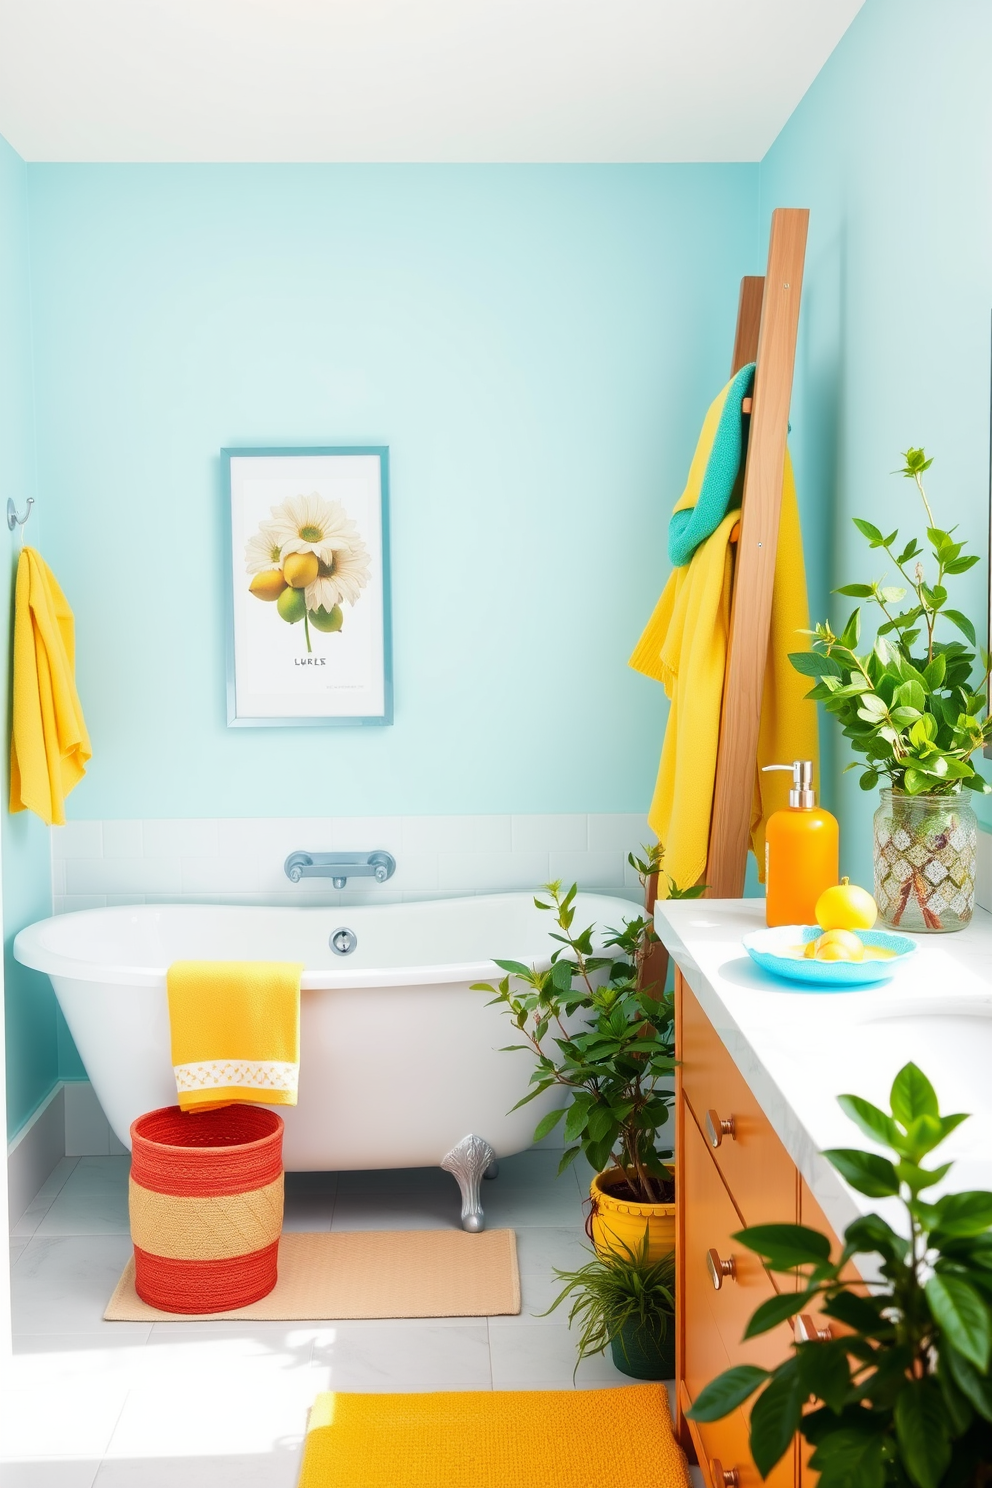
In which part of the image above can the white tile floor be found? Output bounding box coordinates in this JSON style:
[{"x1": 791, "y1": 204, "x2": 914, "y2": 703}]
[{"x1": 4, "y1": 1149, "x2": 670, "y2": 1486}]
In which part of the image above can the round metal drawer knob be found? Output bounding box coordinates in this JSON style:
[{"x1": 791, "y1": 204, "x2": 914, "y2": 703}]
[
  {"x1": 706, "y1": 1247, "x2": 737, "y2": 1290},
  {"x1": 710, "y1": 1458, "x2": 740, "y2": 1487},
  {"x1": 705, "y1": 1109, "x2": 736, "y2": 1148}
]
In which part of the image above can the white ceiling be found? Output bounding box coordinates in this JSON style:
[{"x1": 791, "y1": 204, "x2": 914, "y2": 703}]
[{"x1": 0, "y1": 0, "x2": 865, "y2": 164}]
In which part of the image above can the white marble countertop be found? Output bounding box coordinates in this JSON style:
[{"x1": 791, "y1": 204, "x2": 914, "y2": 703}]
[{"x1": 654, "y1": 898, "x2": 992, "y2": 1247}]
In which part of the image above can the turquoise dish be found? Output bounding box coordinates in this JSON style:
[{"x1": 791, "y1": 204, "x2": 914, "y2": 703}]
[{"x1": 742, "y1": 925, "x2": 917, "y2": 989}]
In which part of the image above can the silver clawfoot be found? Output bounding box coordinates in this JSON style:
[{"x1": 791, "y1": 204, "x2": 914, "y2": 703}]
[
  {"x1": 484, "y1": 1159, "x2": 499, "y2": 1180},
  {"x1": 441, "y1": 1134, "x2": 496, "y2": 1232}
]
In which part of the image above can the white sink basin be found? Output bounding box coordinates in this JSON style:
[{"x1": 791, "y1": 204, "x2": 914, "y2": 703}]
[{"x1": 846, "y1": 999, "x2": 992, "y2": 1118}]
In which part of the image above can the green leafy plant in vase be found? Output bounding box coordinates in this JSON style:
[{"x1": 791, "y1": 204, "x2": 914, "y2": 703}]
[
  {"x1": 689, "y1": 1062, "x2": 992, "y2": 1487},
  {"x1": 476, "y1": 846, "x2": 701, "y2": 1259},
  {"x1": 543, "y1": 1239, "x2": 676, "y2": 1381},
  {"x1": 791, "y1": 448, "x2": 991, "y2": 932}
]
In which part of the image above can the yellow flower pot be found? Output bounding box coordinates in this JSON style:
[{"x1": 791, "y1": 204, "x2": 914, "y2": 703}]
[{"x1": 589, "y1": 1167, "x2": 676, "y2": 1264}]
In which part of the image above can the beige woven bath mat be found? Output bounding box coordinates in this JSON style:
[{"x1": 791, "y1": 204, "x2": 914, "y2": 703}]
[{"x1": 105, "y1": 1228, "x2": 520, "y2": 1321}]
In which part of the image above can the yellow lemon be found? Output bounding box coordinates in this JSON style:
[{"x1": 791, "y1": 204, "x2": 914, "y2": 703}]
[
  {"x1": 803, "y1": 929, "x2": 865, "y2": 962},
  {"x1": 283, "y1": 552, "x2": 319, "y2": 589},
  {"x1": 815, "y1": 929, "x2": 865, "y2": 961},
  {"x1": 249, "y1": 569, "x2": 288, "y2": 602},
  {"x1": 815, "y1": 877, "x2": 878, "y2": 932},
  {"x1": 814, "y1": 942, "x2": 858, "y2": 962},
  {"x1": 276, "y1": 586, "x2": 306, "y2": 624},
  {"x1": 308, "y1": 604, "x2": 343, "y2": 633}
]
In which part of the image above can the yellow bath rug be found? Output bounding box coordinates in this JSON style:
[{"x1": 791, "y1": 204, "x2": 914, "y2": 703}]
[
  {"x1": 297, "y1": 1383, "x2": 690, "y2": 1488},
  {"x1": 105, "y1": 1228, "x2": 520, "y2": 1321},
  {"x1": 167, "y1": 959, "x2": 303, "y2": 1111}
]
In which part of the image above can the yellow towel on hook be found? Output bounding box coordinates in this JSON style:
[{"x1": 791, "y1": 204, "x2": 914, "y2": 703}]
[
  {"x1": 630, "y1": 376, "x2": 818, "y2": 896},
  {"x1": 10, "y1": 546, "x2": 92, "y2": 827},
  {"x1": 167, "y1": 961, "x2": 304, "y2": 1112}
]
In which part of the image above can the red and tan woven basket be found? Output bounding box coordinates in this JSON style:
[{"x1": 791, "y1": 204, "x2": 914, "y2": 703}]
[{"x1": 129, "y1": 1104, "x2": 284, "y2": 1314}]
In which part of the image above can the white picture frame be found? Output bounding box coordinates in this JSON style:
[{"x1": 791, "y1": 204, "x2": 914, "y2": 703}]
[{"x1": 224, "y1": 447, "x2": 392, "y2": 727}]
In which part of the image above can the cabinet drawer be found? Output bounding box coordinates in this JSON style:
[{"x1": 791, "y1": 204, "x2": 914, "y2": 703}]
[
  {"x1": 797, "y1": 1179, "x2": 864, "y2": 1488},
  {"x1": 683, "y1": 1108, "x2": 795, "y2": 1390},
  {"x1": 681, "y1": 1379, "x2": 784, "y2": 1488},
  {"x1": 683, "y1": 1111, "x2": 796, "y2": 1487},
  {"x1": 679, "y1": 972, "x2": 797, "y2": 1229}
]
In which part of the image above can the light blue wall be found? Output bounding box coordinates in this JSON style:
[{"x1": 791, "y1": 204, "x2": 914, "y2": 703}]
[
  {"x1": 8, "y1": 5, "x2": 989, "y2": 1132},
  {"x1": 0, "y1": 133, "x2": 58, "y2": 1138},
  {"x1": 759, "y1": 0, "x2": 992, "y2": 886},
  {"x1": 10, "y1": 4, "x2": 988, "y2": 1127},
  {"x1": 26, "y1": 164, "x2": 758, "y2": 820}
]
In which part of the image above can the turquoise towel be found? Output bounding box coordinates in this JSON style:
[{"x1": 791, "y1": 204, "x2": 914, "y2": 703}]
[{"x1": 667, "y1": 362, "x2": 754, "y2": 567}]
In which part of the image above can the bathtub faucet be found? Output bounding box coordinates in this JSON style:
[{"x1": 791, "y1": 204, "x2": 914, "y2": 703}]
[{"x1": 284, "y1": 850, "x2": 396, "y2": 889}]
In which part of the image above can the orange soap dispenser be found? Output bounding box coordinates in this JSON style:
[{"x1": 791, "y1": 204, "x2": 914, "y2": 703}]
[{"x1": 762, "y1": 760, "x2": 839, "y2": 927}]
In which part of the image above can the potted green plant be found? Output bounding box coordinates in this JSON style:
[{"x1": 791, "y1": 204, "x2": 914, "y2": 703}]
[
  {"x1": 689, "y1": 1061, "x2": 992, "y2": 1487},
  {"x1": 792, "y1": 447, "x2": 991, "y2": 932},
  {"x1": 475, "y1": 846, "x2": 701, "y2": 1260},
  {"x1": 543, "y1": 1239, "x2": 677, "y2": 1381}
]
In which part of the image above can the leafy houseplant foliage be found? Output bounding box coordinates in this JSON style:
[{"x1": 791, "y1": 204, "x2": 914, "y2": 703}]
[
  {"x1": 790, "y1": 449, "x2": 992, "y2": 797},
  {"x1": 543, "y1": 1239, "x2": 676, "y2": 1375},
  {"x1": 475, "y1": 849, "x2": 701, "y2": 1204},
  {"x1": 688, "y1": 1062, "x2": 992, "y2": 1488}
]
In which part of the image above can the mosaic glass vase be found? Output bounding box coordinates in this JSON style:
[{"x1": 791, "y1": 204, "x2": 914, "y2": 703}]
[{"x1": 872, "y1": 788, "x2": 977, "y2": 933}]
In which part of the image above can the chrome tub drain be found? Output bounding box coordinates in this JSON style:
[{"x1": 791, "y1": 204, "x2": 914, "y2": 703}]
[{"x1": 329, "y1": 926, "x2": 357, "y2": 956}]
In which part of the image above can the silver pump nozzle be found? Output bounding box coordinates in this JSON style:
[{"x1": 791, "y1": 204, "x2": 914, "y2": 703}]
[{"x1": 762, "y1": 759, "x2": 816, "y2": 808}]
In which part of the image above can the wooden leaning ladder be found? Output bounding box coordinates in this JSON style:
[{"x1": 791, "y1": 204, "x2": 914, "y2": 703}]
[{"x1": 643, "y1": 208, "x2": 809, "y2": 983}]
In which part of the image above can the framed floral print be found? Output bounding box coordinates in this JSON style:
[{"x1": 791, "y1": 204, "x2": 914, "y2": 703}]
[{"x1": 224, "y1": 447, "x2": 392, "y2": 726}]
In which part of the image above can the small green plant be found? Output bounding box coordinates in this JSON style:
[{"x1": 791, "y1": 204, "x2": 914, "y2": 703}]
[
  {"x1": 689, "y1": 1062, "x2": 992, "y2": 1488},
  {"x1": 543, "y1": 1239, "x2": 676, "y2": 1377},
  {"x1": 475, "y1": 846, "x2": 700, "y2": 1204},
  {"x1": 791, "y1": 448, "x2": 992, "y2": 796}
]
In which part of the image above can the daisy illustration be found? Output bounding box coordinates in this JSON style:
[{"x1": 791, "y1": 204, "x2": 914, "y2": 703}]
[
  {"x1": 245, "y1": 493, "x2": 371, "y2": 653},
  {"x1": 305, "y1": 542, "x2": 371, "y2": 614},
  {"x1": 244, "y1": 522, "x2": 284, "y2": 575},
  {"x1": 268, "y1": 493, "x2": 360, "y2": 566}
]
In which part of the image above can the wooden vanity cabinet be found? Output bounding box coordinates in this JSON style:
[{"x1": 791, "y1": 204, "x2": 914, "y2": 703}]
[
  {"x1": 794, "y1": 1178, "x2": 865, "y2": 1488},
  {"x1": 682, "y1": 1110, "x2": 797, "y2": 1488},
  {"x1": 675, "y1": 970, "x2": 844, "y2": 1488},
  {"x1": 680, "y1": 971, "x2": 798, "y2": 1239}
]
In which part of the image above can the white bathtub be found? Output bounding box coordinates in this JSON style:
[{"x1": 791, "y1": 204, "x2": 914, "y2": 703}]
[{"x1": 14, "y1": 891, "x2": 638, "y2": 1181}]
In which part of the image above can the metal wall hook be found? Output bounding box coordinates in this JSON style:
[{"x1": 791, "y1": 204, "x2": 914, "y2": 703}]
[{"x1": 7, "y1": 497, "x2": 35, "y2": 532}]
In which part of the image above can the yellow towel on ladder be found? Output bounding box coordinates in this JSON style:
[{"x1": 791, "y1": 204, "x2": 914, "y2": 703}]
[
  {"x1": 630, "y1": 400, "x2": 818, "y2": 895},
  {"x1": 10, "y1": 547, "x2": 92, "y2": 827},
  {"x1": 167, "y1": 961, "x2": 304, "y2": 1112}
]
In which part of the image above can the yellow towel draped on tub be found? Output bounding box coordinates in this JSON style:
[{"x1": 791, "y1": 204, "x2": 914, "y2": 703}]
[
  {"x1": 167, "y1": 961, "x2": 304, "y2": 1112},
  {"x1": 629, "y1": 366, "x2": 818, "y2": 895},
  {"x1": 10, "y1": 546, "x2": 92, "y2": 826}
]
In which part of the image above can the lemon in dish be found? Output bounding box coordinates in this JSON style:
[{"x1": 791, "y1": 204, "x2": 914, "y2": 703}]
[
  {"x1": 804, "y1": 928, "x2": 865, "y2": 962},
  {"x1": 743, "y1": 925, "x2": 914, "y2": 987}
]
